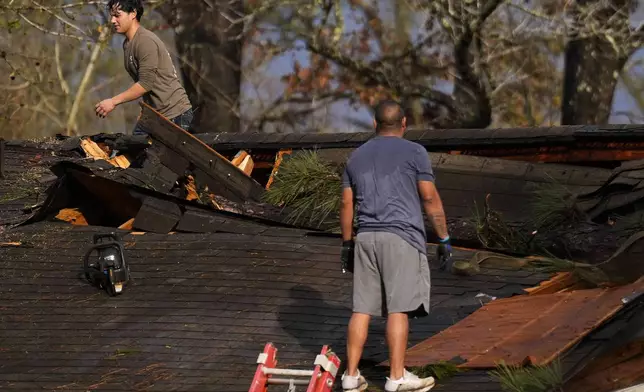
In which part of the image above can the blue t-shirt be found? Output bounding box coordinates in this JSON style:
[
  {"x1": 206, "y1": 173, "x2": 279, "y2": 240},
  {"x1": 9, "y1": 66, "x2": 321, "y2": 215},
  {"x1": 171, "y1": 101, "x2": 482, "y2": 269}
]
[{"x1": 341, "y1": 135, "x2": 435, "y2": 255}]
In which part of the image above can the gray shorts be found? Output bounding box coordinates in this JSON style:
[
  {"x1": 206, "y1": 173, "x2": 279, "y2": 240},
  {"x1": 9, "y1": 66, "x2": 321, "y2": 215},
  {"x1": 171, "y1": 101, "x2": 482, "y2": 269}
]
[{"x1": 352, "y1": 231, "x2": 431, "y2": 318}]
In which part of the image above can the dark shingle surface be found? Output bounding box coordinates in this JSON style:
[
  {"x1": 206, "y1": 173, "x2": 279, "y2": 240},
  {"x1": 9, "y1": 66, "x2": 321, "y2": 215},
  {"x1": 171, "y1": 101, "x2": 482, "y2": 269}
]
[
  {"x1": 0, "y1": 143, "x2": 81, "y2": 226},
  {"x1": 0, "y1": 222, "x2": 551, "y2": 391}
]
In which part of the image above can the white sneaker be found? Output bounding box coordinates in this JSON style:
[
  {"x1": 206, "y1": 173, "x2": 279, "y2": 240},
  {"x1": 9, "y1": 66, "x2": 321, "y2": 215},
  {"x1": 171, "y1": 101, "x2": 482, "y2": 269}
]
[
  {"x1": 384, "y1": 369, "x2": 435, "y2": 392},
  {"x1": 341, "y1": 369, "x2": 368, "y2": 392}
]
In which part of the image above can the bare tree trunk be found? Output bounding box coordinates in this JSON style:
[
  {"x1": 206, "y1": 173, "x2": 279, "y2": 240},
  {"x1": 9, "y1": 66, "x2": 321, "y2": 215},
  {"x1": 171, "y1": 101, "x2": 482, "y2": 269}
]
[
  {"x1": 159, "y1": 0, "x2": 243, "y2": 134},
  {"x1": 561, "y1": 0, "x2": 634, "y2": 125},
  {"x1": 66, "y1": 26, "x2": 109, "y2": 135}
]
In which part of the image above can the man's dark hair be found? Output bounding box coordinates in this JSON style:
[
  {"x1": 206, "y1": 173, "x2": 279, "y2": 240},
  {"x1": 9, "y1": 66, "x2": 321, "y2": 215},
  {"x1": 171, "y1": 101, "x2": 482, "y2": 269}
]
[
  {"x1": 374, "y1": 99, "x2": 405, "y2": 132},
  {"x1": 108, "y1": 0, "x2": 144, "y2": 21}
]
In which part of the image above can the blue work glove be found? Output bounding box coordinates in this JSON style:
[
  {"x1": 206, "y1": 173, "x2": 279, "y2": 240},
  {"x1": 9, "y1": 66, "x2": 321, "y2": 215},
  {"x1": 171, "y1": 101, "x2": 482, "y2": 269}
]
[
  {"x1": 437, "y1": 236, "x2": 453, "y2": 271},
  {"x1": 341, "y1": 240, "x2": 355, "y2": 274}
]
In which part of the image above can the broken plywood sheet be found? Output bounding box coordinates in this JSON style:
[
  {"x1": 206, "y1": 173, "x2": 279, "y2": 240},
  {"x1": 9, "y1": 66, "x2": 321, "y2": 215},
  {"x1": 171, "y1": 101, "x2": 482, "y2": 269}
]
[
  {"x1": 137, "y1": 102, "x2": 265, "y2": 203},
  {"x1": 398, "y1": 277, "x2": 644, "y2": 369}
]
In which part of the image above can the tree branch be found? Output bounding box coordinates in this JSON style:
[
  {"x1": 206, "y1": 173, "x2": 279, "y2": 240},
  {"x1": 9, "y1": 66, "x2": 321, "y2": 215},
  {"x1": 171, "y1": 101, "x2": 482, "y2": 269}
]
[
  {"x1": 29, "y1": 0, "x2": 94, "y2": 41},
  {"x1": 54, "y1": 40, "x2": 70, "y2": 96},
  {"x1": 18, "y1": 13, "x2": 84, "y2": 41},
  {"x1": 307, "y1": 39, "x2": 457, "y2": 112},
  {"x1": 66, "y1": 25, "x2": 109, "y2": 135}
]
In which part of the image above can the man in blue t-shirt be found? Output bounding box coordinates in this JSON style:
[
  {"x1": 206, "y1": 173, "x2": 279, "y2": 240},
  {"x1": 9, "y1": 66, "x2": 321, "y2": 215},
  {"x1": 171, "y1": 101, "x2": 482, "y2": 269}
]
[{"x1": 339, "y1": 100, "x2": 451, "y2": 392}]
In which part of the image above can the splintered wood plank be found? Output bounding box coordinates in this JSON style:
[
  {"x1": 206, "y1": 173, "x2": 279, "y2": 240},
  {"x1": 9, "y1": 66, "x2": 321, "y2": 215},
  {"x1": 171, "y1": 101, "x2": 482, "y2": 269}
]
[
  {"x1": 237, "y1": 154, "x2": 254, "y2": 176},
  {"x1": 107, "y1": 155, "x2": 131, "y2": 169},
  {"x1": 80, "y1": 139, "x2": 109, "y2": 160},
  {"x1": 55, "y1": 208, "x2": 88, "y2": 226},
  {"x1": 118, "y1": 218, "x2": 135, "y2": 230},
  {"x1": 396, "y1": 277, "x2": 644, "y2": 369},
  {"x1": 524, "y1": 272, "x2": 579, "y2": 295},
  {"x1": 137, "y1": 102, "x2": 265, "y2": 203},
  {"x1": 266, "y1": 149, "x2": 292, "y2": 190},
  {"x1": 231, "y1": 150, "x2": 249, "y2": 167},
  {"x1": 0, "y1": 242, "x2": 21, "y2": 247}
]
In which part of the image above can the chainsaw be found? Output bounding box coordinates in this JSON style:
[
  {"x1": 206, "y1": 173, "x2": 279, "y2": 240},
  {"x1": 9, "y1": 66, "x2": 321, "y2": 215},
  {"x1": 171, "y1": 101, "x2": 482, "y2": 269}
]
[{"x1": 83, "y1": 233, "x2": 130, "y2": 296}]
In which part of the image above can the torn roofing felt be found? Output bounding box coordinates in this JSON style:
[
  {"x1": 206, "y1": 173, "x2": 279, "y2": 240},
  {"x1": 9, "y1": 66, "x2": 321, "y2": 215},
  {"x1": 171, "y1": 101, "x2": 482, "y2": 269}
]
[{"x1": 576, "y1": 159, "x2": 644, "y2": 222}]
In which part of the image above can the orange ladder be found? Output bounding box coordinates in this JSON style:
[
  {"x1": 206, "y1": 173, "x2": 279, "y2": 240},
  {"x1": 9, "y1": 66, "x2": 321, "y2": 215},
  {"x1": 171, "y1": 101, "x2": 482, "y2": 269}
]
[{"x1": 248, "y1": 343, "x2": 341, "y2": 392}]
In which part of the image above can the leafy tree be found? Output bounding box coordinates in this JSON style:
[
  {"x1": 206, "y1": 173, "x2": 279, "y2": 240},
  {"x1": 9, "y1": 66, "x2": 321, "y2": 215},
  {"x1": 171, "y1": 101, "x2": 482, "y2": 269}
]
[
  {"x1": 0, "y1": 0, "x2": 117, "y2": 138},
  {"x1": 247, "y1": 0, "x2": 643, "y2": 130}
]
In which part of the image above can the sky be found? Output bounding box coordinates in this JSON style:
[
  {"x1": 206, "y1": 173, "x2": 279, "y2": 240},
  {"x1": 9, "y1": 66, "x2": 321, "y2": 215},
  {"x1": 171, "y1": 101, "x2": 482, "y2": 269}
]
[{"x1": 237, "y1": 1, "x2": 644, "y2": 132}]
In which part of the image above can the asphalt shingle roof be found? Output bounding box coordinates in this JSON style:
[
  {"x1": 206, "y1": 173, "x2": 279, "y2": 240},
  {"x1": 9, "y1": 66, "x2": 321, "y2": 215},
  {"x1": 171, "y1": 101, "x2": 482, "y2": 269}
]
[{"x1": 0, "y1": 222, "x2": 551, "y2": 391}]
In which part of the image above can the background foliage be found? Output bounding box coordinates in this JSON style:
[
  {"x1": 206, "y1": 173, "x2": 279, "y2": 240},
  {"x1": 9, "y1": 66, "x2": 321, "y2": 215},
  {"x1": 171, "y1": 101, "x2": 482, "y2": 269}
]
[{"x1": 0, "y1": 0, "x2": 642, "y2": 139}]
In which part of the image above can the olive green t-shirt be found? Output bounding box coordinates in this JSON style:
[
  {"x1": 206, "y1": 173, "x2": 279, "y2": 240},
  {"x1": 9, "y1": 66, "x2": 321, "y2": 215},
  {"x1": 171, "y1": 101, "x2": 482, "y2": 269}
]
[{"x1": 123, "y1": 26, "x2": 191, "y2": 120}]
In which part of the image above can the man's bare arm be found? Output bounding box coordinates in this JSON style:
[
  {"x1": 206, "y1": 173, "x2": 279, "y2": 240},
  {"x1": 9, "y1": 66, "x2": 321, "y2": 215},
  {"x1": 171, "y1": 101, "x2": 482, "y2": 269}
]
[
  {"x1": 112, "y1": 82, "x2": 148, "y2": 106},
  {"x1": 95, "y1": 83, "x2": 148, "y2": 118},
  {"x1": 340, "y1": 187, "x2": 354, "y2": 241},
  {"x1": 418, "y1": 180, "x2": 449, "y2": 239}
]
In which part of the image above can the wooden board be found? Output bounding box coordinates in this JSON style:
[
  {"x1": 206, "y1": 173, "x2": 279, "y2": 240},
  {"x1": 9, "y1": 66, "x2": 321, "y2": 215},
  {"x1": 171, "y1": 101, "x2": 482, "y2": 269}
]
[
  {"x1": 137, "y1": 102, "x2": 265, "y2": 203},
  {"x1": 132, "y1": 197, "x2": 182, "y2": 233},
  {"x1": 395, "y1": 277, "x2": 644, "y2": 369}
]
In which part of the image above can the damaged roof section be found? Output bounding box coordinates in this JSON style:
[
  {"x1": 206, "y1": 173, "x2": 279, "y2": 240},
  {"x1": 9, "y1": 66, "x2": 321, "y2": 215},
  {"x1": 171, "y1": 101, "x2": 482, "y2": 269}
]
[
  {"x1": 3, "y1": 103, "x2": 644, "y2": 391},
  {"x1": 400, "y1": 277, "x2": 644, "y2": 368},
  {"x1": 137, "y1": 103, "x2": 266, "y2": 204},
  {"x1": 30, "y1": 161, "x2": 301, "y2": 236}
]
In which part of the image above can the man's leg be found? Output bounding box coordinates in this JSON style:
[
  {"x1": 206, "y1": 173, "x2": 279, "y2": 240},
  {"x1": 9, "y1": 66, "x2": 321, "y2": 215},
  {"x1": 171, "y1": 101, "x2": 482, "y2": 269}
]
[
  {"x1": 342, "y1": 232, "x2": 380, "y2": 391},
  {"x1": 346, "y1": 312, "x2": 370, "y2": 376},
  {"x1": 387, "y1": 312, "x2": 409, "y2": 380},
  {"x1": 376, "y1": 232, "x2": 433, "y2": 391}
]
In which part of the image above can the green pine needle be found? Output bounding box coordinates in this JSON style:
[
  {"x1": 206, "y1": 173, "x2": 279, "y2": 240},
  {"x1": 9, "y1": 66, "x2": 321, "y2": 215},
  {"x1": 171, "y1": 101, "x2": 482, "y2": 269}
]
[
  {"x1": 529, "y1": 182, "x2": 585, "y2": 231},
  {"x1": 410, "y1": 361, "x2": 464, "y2": 380},
  {"x1": 489, "y1": 360, "x2": 564, "y2": 392},
  {"x1": 263, "y1": 150, "x2": 343, "y2": 229}
]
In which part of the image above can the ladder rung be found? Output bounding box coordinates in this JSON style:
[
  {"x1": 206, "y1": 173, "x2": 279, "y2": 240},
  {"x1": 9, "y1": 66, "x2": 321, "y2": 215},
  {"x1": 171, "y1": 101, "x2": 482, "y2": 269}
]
[
  {"x1": 266, "y1": 378, "x2": 311, "y2": 385},
  {"x1": 263, "y1": 368, "x2": 315, "y2": 377}
]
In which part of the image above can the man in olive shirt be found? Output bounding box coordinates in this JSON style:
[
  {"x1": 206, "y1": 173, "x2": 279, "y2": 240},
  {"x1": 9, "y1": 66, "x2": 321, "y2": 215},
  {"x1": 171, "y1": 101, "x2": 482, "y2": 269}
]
[{"x1": 95, "y1": 0, "x2": 194, "y2": 134}]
